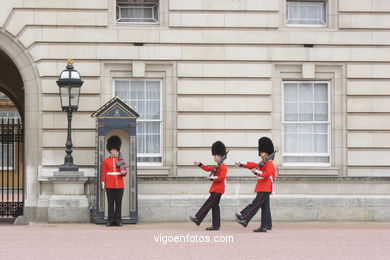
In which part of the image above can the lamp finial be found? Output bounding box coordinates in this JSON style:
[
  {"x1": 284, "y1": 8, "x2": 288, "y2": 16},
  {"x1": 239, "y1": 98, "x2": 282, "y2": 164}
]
[{"x1": 66, "y1": 57, "x2": 74, "y2": 66}]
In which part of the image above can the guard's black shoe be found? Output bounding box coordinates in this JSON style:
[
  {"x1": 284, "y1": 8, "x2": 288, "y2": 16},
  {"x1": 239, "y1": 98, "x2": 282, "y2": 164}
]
[
  {"x1": 253, "y1": 227, "x2": 267, "y2": 232},
  {"x1": 189, "y1": 216, "x2": 200, "y2": 226},
  {"x1": 206, "y1": 226, "x2": 220, "y2": 231},
  {"x1": 235, "y1": 212, "x2": 243, "y2": 220},
  {"x1": 106, "y1": 222, "x2": 112, "y2": 227},
  {"x1": 235, "y1": 218, "x2": 248, "y2": 228},
  {"x1": 117, "y1": 222, "x2": 123, "y2": 227},
  {"x1": 267, "y1": 227, "x2": 272, "y2": 231}
]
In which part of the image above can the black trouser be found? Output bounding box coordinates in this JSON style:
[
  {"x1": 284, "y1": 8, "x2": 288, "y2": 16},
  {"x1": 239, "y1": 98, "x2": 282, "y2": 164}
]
[
  {"x1": 240, "y1": 192, "x2": 271, "y2": 228},
  {"x1": 106, "y1": 188, "x2": 124, "y2": 224},
  {"x1": 195, "y1": 192, "x2": 222, "y2": 228},
  {"x1": 261, "y1": 195, "x2": 272, "y2": 229}
]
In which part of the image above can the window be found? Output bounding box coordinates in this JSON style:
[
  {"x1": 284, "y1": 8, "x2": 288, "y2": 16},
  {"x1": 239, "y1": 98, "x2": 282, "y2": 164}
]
[
  {"x1": 287, "y1": 1, "x2": 326, "y2": 25},
  {"x1": 115, "y1": 80, "x2": 162, "y2": 165},
  {"x1": 116, "y1": 0, "x2": 159, "y2": 24},
  {"x1": 282, "y1": 82, "x2": 330, "y2": 166}
]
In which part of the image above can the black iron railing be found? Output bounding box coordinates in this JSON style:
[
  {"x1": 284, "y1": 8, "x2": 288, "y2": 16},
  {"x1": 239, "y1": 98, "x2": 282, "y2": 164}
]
[{"x1": 0, "y1": 118, "x2": 23, "y2": 217}]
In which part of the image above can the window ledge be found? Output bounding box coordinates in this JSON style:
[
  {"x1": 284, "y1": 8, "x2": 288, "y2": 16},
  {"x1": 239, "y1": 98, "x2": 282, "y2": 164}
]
[{"x1": 277, "y1": 166, "x2": 339, "y2": 176}]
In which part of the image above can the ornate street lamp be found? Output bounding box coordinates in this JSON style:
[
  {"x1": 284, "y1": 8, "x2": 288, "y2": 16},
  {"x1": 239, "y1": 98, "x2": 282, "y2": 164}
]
[{"x1": 56, "y1": 58, "x2": 83, "y2": 171}]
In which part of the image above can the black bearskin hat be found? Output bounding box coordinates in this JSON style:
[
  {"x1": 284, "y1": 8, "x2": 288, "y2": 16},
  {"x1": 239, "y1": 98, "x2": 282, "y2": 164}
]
[
  {"x1": 258, "y1": 137, "x2": 274, "y2": 155},
  {"x1": 106, "y1": 135, "x2": 121, "y2": 152},
  {"x1": 211, "y1": 141, "x2": 226, "y2": 156}
]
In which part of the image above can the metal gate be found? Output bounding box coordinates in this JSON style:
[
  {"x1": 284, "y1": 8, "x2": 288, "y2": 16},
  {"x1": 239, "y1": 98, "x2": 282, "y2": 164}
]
[{"x1": 0, "y1": 118, "x2": 23, "y2": 217}]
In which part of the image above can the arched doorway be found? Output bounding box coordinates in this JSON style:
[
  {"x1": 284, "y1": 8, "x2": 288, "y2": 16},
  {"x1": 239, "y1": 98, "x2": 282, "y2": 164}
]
[
  {"x1": 0, "y1": 31, "x2": 40, "y2": 221},
  {"x1": 0, "y1": 47, "x2": 24, "y2": 218}
]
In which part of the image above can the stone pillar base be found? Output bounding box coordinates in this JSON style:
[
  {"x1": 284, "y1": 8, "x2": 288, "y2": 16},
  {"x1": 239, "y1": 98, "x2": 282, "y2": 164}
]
[
  {"x1": 46, "y1": 171, "x2": 90, "y2": 223},
  {"x1": 48, "y1": 195, "x2": 90, "y2": 223}
]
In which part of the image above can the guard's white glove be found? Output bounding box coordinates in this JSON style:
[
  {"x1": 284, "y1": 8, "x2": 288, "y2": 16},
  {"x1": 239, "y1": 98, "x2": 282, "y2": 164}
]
[
  {"x1": 251, "y1": 168, "x2": 262, "y2": 175},
  {"x1": 101, "y1": 182, "x2": 105, "y2": 190}
]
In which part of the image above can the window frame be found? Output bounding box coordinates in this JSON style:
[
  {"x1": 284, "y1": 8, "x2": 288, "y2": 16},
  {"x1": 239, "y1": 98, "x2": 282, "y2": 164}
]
[
  {"x1": 286, "y1": 0, "x2": 327, "y2": 27},
  {"x1": 116, "y1": 0, "x2": 160, "y2": 25},
  {"x1": 113, "y1": 79, "x2": 163, "y2": 167},
  {"x1": 282, "y1": 81, "x2": 331, "y2": 167}
]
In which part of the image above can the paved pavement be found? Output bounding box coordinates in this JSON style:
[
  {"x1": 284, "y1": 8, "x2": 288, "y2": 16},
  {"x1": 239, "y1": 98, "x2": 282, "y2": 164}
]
[{"x1": 1, "y1": 221, "x2": 390, "y2": 260}]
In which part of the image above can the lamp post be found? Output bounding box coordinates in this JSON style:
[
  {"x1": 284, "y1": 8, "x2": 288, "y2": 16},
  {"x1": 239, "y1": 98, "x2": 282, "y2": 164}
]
[{"x1": 56, "y1": 58, "x2": 83, "y2": 171}]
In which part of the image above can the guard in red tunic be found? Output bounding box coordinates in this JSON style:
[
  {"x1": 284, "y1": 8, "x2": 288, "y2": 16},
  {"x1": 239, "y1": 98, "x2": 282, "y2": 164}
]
[
  {"x1": 235, "y1": 137, "x2": 276, "y2": 232},
  {"x1": 101, "y1": 135, "x2": 127, "y2": 226},
  {"x1": 189, "y1": 141, "x2": 227, "y2": 231}
]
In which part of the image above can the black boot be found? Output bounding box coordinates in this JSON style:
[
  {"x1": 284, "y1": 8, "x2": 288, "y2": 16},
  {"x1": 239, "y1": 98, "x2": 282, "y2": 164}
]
[
  {"x1": 253, "y1": 227, "x2": 267, "y2": 232},
  {"x1": 189, "y1": 216, "x2": 200, "y2": 226},
  {"x1": 206, "y1": 226, "x2": 219, "y2": 231},
  {"x1": 235, "y1": 218, "x2": 248, "y2": 228}
]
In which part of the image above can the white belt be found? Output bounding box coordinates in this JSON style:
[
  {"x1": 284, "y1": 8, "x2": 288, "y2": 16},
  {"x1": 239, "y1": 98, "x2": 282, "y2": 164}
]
[
  {"x1": 256, "y1": 176, "x2": 273, "y2": 183},
  {"x1": 107, "y1": 172, "x2": 121, "y2": 175}
]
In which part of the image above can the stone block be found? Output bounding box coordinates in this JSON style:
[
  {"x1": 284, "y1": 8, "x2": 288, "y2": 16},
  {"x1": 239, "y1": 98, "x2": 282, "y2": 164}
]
[
  {"x1": 42, "y1": 130, "x2": 96, "y2": 147},
  {"x1": 347, "y1": 80, "x2": 390, "y2": 95},
  {"x1": 224, "y1": 80, "x2": 272, "y2": 94},
  {"x1": 181, "y1": 46, "x2": 225, "y2": 60},
  {"x1": 225, "y1": 13, "x2": 270, "y2": 28},
  {"x1": 74, "y1": 0, "x2": 108, "y2": 9},
  {"x1": 18, "y1": 27, "x2": 42, "y2": 48},
  {"x1": 373, "y1": 0, "x2": 390, "y2": 11},
  {"x1": 160, "y1": 29, "x2": 203, "y2": 43},
  {"x1": 42, "y1": 27, "x2": 75, "y2": 42},
  {"x1": 225, "y1": 114, "x2": 271, "y2": 129},
  {"x1": 48, "y1": 195, "x2": 90, "y2": 223},
  {"x1": 42, "y1": 112, "x2": 95, "y2": 129},
  {"x1": 177, "y1": 79, "x2": 223, "y2": 94},
  {"x1": 348, "y1": 115, "x2": 390, "y2": 130},
  {"x1": 225, "y1": 46, "x2": 267, "y2": 61},
  {"x1": 5, "y1": 10, "x2": 33, "y2": 36},
  {"x1": 75, "y1": 28, "x2": 118, "y2": 42},
  {"x1": 169, "y1": 0, "x2": 202, "y2": 10},
  {"x1": 348, "y1": 97, "x2": 390, "y2": 113},
  {"x1": 42, "y1": 149, "x2": 95, "y2": 166},
  {"x1": 339, "y1": 0, "x2": 371, "y2": 12},
  {"x1": 246, "y1": 0, "x2": 279, "y2": 10},
  {"x1": 34, "y1": 11, "x2": 57, "y2": 25},
  {"x1": 348, "y1": 150, "x2": 390, "y2": 166},
  {"x1": 132, "y1": 61, "x2": 145, "y2": 77},
  {"x1": 177, "y1": 114, "x2": 224, "y2": 129},
  {"x1": 173, "y1": 13, "x2": 225, "y2": 27},
  {"x1": 139, "y1": 46, "x2": 182, "y2": 60}
]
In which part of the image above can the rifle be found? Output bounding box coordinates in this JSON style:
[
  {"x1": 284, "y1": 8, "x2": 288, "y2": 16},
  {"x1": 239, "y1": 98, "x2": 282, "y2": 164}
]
[
  {"x1": 115, "y1": 152, "x2": 128, "y2": 174},
  {"x1": 209, "y1": 150, "x2": 229, "y2": 178},
  {"x1": 253, "y1": 150, "x2": 278, "y2": 174}
]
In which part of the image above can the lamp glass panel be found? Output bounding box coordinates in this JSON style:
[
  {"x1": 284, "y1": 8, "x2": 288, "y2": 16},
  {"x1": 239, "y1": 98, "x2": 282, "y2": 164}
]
[
  {"x1": 70, "y1": 87, "x2": 80, "y2": 107},
  {"x1": 70, "y1": 71, "x2": 80, "y2": 79},
  {"x1": 60, "y1": 86, "x2": 70, "y2": 108},
  {"x1": 60, "y1": 71, "x2": 70, "y2": 79}
]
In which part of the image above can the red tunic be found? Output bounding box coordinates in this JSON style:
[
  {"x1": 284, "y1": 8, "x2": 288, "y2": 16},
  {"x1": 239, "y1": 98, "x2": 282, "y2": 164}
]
[
  {"x1": 241, "y1": 161, "x2": 275, "y2": 193},
  {"x1": 101, "y1": 156, "x2": 127, "y2": 189},
  {"x1": 200, "y1": 164, "x2": 227, "y2": 194}
]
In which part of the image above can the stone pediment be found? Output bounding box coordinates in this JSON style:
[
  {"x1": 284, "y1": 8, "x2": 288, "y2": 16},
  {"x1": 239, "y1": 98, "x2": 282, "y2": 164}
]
[{"x1": 91, "y1": 96, "x2": 140, "y2": 119}]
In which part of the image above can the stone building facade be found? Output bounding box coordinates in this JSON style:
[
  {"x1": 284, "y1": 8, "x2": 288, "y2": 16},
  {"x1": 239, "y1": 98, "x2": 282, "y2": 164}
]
[{"x1": 0, "y1": 0, "x2": 389, "y2": 223}]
